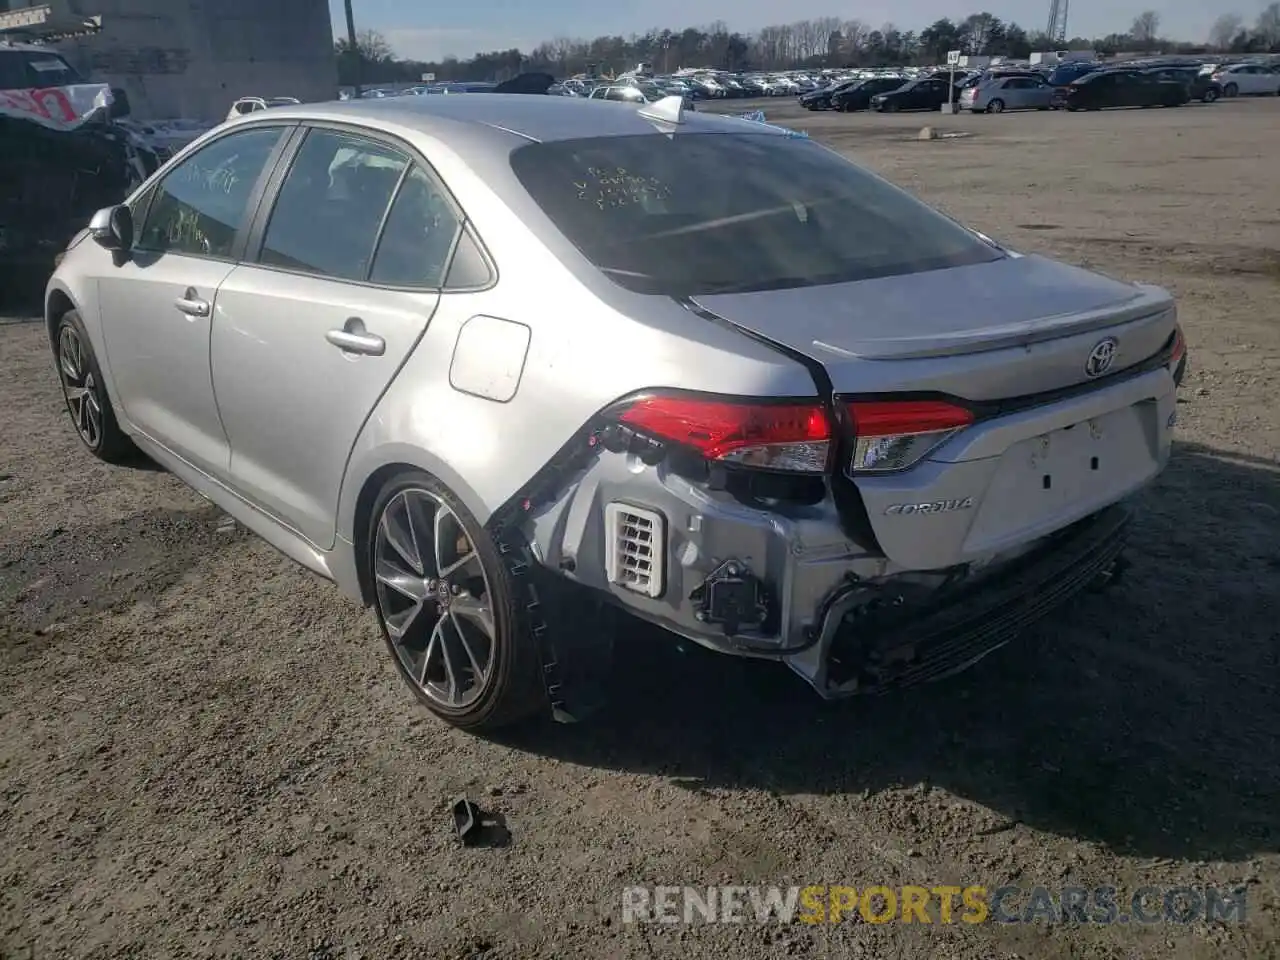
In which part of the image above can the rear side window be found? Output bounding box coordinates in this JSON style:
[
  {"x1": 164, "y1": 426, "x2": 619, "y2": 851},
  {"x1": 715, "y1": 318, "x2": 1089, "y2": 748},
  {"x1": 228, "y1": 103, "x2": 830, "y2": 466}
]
[
  {"x1": 368, "y1": 164, "x2": 463, "y2": 287},
  {"x1": 259, "y1": 129, "x2": 408, "y2": 281},
  {"x1": 510, "y1": 132, "x2": 1001, "y2": 296}
]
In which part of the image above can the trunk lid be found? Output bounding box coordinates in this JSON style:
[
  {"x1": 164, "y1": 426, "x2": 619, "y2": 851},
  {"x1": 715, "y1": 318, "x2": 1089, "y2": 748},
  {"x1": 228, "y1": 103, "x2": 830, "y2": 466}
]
[
  {"x1": 690, "y1": 252, "x2": 1175, "y2": 400},
  {"x1": 692, "y1": 253, "x2": 1180, "y2": 570}
]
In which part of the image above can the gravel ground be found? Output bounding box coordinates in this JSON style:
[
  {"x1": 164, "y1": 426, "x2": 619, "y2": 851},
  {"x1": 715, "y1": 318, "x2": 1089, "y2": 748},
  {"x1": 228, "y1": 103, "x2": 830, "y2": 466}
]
[{"x1": 2, "y1": 98, "x2": 1279, "y2": 960}]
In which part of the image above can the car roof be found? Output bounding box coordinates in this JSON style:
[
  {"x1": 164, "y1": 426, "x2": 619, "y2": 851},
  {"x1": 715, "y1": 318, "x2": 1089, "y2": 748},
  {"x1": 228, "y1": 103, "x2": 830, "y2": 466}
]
[{"x1": 260, "y1": 93, "x2": 789, "y2": 145}]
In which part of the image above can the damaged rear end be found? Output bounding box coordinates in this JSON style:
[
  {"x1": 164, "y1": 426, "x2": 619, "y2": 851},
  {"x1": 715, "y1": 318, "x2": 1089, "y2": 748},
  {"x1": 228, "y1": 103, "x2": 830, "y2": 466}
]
[{"x1": 502, "y1": 123, "x2": 1185, "y2": 704}]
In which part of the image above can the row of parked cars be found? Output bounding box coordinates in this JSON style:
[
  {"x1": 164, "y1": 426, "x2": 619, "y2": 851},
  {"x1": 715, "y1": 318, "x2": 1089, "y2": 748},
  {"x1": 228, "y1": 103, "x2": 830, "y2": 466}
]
[{"x1": 801, "y1": 57, "x2": 1280, "y2": 114}]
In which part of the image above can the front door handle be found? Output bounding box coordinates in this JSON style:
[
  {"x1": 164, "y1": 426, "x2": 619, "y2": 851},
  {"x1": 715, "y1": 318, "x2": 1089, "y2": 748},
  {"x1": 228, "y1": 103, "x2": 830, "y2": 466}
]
[
  {"x1": 326, "y1": 317, "x2": 385, "y2": 356},
  {"x1": 174, "y1": 286, "x2": 211, "y2": 318}
]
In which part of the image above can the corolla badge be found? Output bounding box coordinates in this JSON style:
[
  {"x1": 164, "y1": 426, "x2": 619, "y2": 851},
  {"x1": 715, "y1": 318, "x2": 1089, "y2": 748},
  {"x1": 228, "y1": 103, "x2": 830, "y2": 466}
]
[
  {"x1": 1085, "y1": 337, "x2": 1119, "y2": 378},
  {"x1": 885, "y1": 498, "x2": 974, "y2": 516}
]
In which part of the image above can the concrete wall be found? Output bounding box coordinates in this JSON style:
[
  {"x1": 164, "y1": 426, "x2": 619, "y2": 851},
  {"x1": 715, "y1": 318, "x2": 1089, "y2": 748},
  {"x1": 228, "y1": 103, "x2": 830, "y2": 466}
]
[{"x1": 36, "y1": 0, "x2": 336, "y2": 120}]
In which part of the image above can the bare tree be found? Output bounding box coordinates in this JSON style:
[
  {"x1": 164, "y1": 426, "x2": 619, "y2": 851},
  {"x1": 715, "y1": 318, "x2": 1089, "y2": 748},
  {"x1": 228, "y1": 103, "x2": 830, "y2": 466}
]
[
  {"x1": 813, "y1": 16, "x2": 841, "y2": 58},
  {"x1": 1208, "y1": 13, "x2": 1243, "y2": 49},
  {"x1": 841, "y1": 19, "x2": 868, "y2": 54},
  {"x1": 1130, "y1": 10, "x2": 1161, "y2": 47},
  {"x1": 1257, "y1": 2, "x2": 1280, "y2": 46},
  {"x1": 357, "y1": 29, "x2": 394, "y2": 62}
]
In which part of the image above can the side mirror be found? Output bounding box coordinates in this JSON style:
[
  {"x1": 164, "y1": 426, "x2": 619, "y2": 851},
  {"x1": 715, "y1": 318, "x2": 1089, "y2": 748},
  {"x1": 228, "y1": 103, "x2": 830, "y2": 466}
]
[{"x1": 89, "y1": 204, "x2": 134, "y2": 252}]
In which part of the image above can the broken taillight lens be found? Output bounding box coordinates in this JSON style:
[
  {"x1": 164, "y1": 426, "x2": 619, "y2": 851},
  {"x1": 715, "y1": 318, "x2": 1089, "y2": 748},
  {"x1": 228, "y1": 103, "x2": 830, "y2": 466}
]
[
  {"x1": 617, "y1": 394, "x2": 832, "y2": 473},
  {"x1": 845, "y1": 399, "x2": 974, "y2": 473}
]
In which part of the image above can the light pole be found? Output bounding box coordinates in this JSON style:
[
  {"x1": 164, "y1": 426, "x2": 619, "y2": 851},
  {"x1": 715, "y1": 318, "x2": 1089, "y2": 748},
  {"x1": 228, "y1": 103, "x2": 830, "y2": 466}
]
[{"x1": 344, "y1": 0, "x2": 362, "y2": 98}]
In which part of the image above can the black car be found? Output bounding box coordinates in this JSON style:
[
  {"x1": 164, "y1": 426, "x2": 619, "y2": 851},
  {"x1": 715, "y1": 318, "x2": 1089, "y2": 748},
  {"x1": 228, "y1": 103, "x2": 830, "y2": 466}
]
[
  {"x1": 800, "y1": 79, "x2": 858, "y2": 110},
  {"x1": 1052, "y1": 69, "x2": 1191, "y2": 110},
  {"x1": 1141, "y1": 66, "x2": 1222, "y2": 103},
  {"x1": 869, "y1": 77, "x2": 957, "y2": 112},
  {"x1": 1047, "y1": 61, "x2": 1103, "y2": 86},
  {"x1": 830, "y1": 77, "x2": 910, "y2": 112}
]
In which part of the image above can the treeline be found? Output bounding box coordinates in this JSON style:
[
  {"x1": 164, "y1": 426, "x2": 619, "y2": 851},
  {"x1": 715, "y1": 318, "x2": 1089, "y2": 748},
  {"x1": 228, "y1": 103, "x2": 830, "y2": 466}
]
[{"x1": 335, "y1": 5, "x2": 1280, "y2": 85}]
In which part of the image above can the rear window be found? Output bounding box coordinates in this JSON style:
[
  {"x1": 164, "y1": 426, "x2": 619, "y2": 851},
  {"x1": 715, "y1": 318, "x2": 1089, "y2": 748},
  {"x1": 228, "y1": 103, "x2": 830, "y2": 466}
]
[
  {"x1": 0, "y1": 50, "x2": 83, "y2": 89},
  {"x1": 509, "y1": 132, "x2": 1001, "y2": 296}
]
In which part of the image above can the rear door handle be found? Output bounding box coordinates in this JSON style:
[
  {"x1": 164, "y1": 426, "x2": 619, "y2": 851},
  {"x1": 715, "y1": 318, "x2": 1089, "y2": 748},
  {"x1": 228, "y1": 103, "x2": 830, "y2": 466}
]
[
  {"x1": 174, "y1": 287, "x2": 211, "y2": 318},
  {"x1": 326, "y1": 317, "x2": 385, "y2": 356}
]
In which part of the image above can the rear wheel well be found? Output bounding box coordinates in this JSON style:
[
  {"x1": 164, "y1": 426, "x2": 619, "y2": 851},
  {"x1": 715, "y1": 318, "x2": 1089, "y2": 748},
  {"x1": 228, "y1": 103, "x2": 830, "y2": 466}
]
[
  {"x1": 46, "y1": 290, "x2": 75, "y2": 347},
  {"x1": 352, "y1": 463, "x2": 421, "y2": 605}
]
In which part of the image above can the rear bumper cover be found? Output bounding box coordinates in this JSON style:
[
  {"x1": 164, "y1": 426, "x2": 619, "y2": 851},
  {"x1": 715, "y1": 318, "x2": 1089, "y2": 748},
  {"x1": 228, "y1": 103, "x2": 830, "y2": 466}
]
[{"x1": 783, "y1": 504, "x2": 1131, "y2": 696}]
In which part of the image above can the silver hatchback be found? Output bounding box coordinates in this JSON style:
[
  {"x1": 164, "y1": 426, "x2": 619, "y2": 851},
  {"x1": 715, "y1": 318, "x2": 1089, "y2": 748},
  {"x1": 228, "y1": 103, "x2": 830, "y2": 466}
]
[{"x1": 46, "y1": 94, "x2": 1187, "y2": 730}]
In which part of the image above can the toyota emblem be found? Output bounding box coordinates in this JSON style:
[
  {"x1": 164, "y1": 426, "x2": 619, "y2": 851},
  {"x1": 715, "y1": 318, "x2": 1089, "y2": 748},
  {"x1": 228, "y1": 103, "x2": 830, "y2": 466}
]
[{"x1": 1085, "y1": 337, "x2": 1118, "y2": 378}]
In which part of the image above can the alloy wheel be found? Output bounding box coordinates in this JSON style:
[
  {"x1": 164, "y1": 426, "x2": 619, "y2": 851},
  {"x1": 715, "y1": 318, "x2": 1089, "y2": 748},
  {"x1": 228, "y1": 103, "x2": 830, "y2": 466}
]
[
  {"x1": 373, "y1": 488, "x2": 496, "y2": 709},
  {"x1": 58, "y1": 325, "x2": 103, "y2": 449}
]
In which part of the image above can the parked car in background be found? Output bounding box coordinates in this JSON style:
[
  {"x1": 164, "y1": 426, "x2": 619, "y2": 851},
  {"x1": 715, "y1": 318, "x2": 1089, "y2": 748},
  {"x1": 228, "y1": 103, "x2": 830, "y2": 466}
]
[
  {"x1": 800, "y1": 78, "x2": 859, "y2": 110},
  {"x1": 587, "y1": 83, "x2": 695, "y2": 108},
  {"x1": 831, "y1": 77, "x2": 909, "y2": 112},
  {"x1": 1208, "y1": 62, "x2": 1280, "y2": 97},
  {"x1": 1141, "y1": 66, "x2": 1222, "y2": 103},
  {"x1": 960, "y1": 75, "x2": 1056, "y2": 113},
  {"x1": 1047, "y1": 61, "x2": 1102, "y2": 86},
  {"x1": 226, "y1": 97, "x2": 300, "y2": 121},
  {"x1": 1053, "y1": 70, "x2": 1191, "y2": 111},
  {"x1": 870, "y1": 77, "x2": 956, "y2": 112},
  {"x1": 0, "y1": 43, "x2": 85, "y2": 88}
]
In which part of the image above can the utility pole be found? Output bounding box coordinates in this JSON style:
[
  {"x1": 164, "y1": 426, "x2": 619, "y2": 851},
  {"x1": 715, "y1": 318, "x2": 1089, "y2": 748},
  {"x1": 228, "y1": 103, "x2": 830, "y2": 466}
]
[{"x1": 344, "y1": 0, "x2": 362, "y2": 98}]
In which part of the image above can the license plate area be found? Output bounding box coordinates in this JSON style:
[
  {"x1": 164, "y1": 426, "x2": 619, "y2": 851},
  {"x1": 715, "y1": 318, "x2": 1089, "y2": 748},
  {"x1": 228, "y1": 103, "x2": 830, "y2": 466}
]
[{"x1": 962, "y1": 403, "x2": 1160, "y2": 554}]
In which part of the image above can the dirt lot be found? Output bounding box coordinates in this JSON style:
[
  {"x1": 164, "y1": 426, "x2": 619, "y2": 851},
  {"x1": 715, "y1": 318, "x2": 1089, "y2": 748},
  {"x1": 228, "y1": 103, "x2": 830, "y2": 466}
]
[{"x1": 3, "y1": 99, "x2": 1279, "y2": 959}]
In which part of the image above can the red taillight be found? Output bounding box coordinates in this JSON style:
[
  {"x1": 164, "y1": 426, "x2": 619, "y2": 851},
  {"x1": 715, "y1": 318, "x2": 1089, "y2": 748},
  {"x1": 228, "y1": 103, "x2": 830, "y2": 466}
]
[
  {"x1": 617, "y1": 394, "x2": 832, "y2": 473},
  {"x1": 1168, "y1": 325, "x2": 1186, "y2": 371},
  {"x1": 845, "y1": 399, "x2": 974, "y2": 473}
]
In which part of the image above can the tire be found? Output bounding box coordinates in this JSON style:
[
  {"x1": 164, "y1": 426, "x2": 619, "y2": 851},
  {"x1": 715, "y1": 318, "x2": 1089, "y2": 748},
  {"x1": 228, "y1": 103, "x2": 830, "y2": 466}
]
[
  {"x1": 884, "y1": 101, "x2": 899, "y2": 113},
  {"x1": 1224, "y1": 82, "x2": 1238, "y2": 98},
  {"x1": 1202, "y1": 88, "x2": 1219, "y2": 103},
  {"x1": 986, "y1": 98, "x2": 1005, "y2": 114},
  {"x1": 367, "y1": 470, "x2": 545, "y2": 730},
  {"x1": 54, "y1": 309, "x2": 135, "y2": 463}
]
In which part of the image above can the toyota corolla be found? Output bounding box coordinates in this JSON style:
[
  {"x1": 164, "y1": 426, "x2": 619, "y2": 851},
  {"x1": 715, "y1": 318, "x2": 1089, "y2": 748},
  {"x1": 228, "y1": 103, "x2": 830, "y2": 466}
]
[{"x1": 45, "y1": 94, "x2": 1187, "y2": 730}]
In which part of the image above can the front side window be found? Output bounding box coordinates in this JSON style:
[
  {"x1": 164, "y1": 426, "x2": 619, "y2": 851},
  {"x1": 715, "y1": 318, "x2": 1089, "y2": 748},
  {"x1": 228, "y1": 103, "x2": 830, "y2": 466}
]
[
  {"x1": 138, "y1": 126, "x2": 284, "y2": 258},
  {"x1": 259, "y1": 129, "x2": 408, "y2": 281},
  {"x1": 510, "y1": 133, "x2": 1001, "y2": 296}
]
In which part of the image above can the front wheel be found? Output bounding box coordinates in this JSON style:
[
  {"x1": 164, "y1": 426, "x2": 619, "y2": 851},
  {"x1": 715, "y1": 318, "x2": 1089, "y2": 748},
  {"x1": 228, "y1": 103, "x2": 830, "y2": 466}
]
[
  {"x1": 55, "y1": 310, "x2": 135, "y2": 463},
  {"x1": 1223, "y1": 82, "x2": 1239, "y2": 98},
  {"x1": 884, "y1": 102, "x2": 899, "y2": 113},
  {"x1": 368, "y1": 472, "x2": 545, "y2": 730},
  {"x1": 1202, "y1": 88, "x2": 1219, "y2": 103}
]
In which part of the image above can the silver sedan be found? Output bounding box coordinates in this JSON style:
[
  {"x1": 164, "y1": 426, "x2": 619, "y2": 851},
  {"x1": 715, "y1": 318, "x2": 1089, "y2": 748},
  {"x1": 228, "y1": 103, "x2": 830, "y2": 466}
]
[
  {"x1": 960, "y1": 75, "x2": 1057, "y2": 113},
  {"x1": 45, "y1": 93, "x2": 1186, "y2": 730}
]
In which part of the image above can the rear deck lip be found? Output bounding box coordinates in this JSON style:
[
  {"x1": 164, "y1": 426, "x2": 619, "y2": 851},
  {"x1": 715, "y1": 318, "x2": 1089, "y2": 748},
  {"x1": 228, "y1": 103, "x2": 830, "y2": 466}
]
[{"x1": 833, "y1": 325, "x2": 1182, "y2": 427}]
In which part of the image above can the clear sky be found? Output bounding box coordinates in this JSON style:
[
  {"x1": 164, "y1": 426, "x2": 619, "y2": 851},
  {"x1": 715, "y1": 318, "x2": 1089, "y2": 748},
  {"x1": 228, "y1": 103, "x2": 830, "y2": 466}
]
[{"x1": 328, "y1": 0, "x2": 1253, "y2": 62}]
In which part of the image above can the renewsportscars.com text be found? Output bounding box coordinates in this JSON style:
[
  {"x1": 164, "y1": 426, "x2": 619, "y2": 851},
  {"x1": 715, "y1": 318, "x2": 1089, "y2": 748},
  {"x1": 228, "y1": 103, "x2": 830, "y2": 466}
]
[{"x1": 621, "y1": 885, "x2": 1248, "y2": 925}]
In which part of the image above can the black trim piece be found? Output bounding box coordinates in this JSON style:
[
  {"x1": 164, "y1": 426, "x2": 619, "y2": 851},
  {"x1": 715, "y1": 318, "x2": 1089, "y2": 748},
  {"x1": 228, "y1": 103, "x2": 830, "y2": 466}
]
[
  {"x1": 239, "y1": 125, "x2": 305, "y2": 264},
  {"x1": 674, "y1": 296, "x2": 882, "y2": 551},
  {"x1": 363, "y1": 161, "x2": 414, "y2": 283}
]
